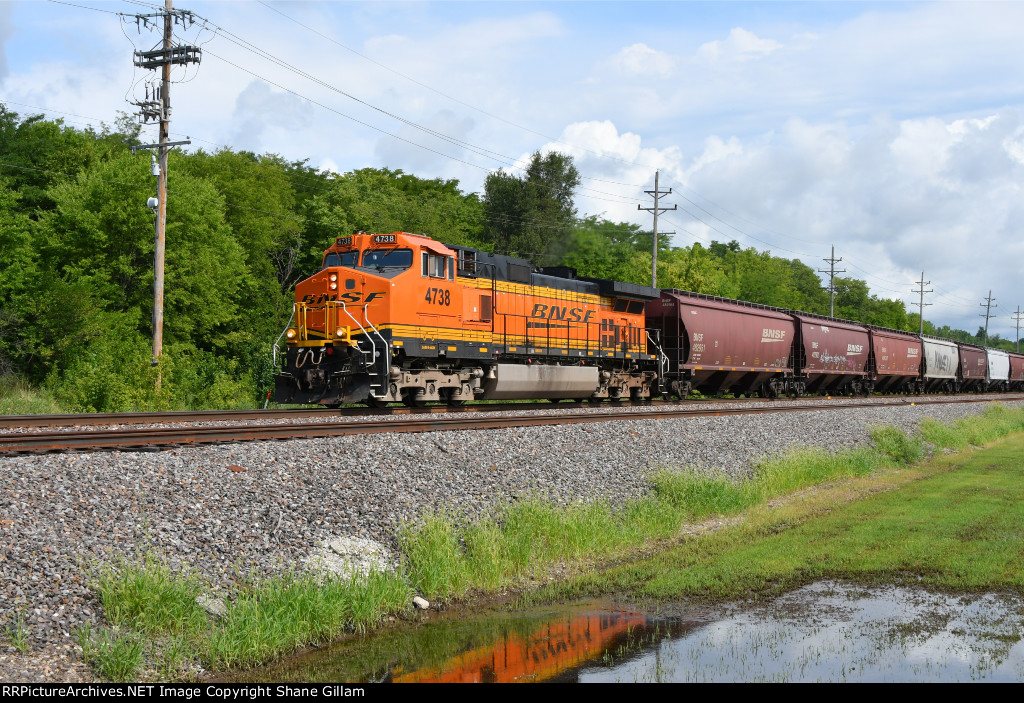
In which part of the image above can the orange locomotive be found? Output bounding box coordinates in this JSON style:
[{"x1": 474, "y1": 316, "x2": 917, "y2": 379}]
[{"x1": 273, "y1": 231, "x2": 662, "y2": 406}]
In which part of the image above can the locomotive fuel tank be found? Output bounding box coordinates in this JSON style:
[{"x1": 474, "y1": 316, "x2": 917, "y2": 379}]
[{"x1": 646, "y1": 291, "x2": 795, "y2": 398}]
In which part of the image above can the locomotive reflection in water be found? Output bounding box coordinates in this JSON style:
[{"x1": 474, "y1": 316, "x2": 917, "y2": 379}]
[
  {"x1": 273, "y1": 231, "x2": 1024, "y2": 407},
  {"x1": 393, "y1": 611, "x2": 649, "y2": 683}
]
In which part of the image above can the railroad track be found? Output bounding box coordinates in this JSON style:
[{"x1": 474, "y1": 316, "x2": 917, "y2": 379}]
[{"x1": 2, "y1": 393, "x2": 1020, "y2": 456}]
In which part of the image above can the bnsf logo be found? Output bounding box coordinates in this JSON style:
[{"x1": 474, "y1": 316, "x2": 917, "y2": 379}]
[
  {"x1": 301, "y1": 292, "x2": 385, "y2": 304},
  {"x1": 531, "y1": 304, "x2": 597, "y2": 323},
  {"x1": 761, "y1": 329, "x2": 786, "y2": 341},
  {"x1": 847, "y1": 344, "x2": 864, "y2": 354}
]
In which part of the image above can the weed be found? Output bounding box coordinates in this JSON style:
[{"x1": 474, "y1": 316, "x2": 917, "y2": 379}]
[
  {"x1": 870, "y1": 425, "x2": 923, "y2": 464},
  {"x1": 95, "y1": 554, "x2": 207, "y2": 637},
  {"x1": 5, "y1": 612, "x2": 30, "y2": 653}
]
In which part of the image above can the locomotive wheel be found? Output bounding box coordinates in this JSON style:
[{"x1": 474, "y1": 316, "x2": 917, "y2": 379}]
[{"x1": 402, "y1": 391, "x2": 427, "y2": 408}]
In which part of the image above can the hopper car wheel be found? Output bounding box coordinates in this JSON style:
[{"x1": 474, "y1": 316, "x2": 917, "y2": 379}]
[{"x1": 364, "y1": 397, "x2": 389, "y2": 408}]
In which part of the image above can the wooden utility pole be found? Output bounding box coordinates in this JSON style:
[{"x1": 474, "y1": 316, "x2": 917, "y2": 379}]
[
  {"x1": 129, "y1": 0, "x2": 200, "y2": 380},
  {"x1": 638, "y1": 171, "x2": 676, "y2": 288}
]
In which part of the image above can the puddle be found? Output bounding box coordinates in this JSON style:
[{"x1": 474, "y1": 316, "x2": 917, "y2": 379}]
[{"x1": 225, "y1": 582, "x2": 1024, "y2": 682}]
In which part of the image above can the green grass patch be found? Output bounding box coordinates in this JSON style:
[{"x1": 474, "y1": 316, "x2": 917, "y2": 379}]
[
  {"x1": 95, "y1": 555, "x2": 207, "y2": 637},
  {"x1": 204, "y1": 570, "x2": 410, "y2": 671},
  {"x1": 83, "y1": 561, "x2": 410, "y2": 680},
  {"x1": 0, "y1": 375, "x2": 65, "y2": 415}
]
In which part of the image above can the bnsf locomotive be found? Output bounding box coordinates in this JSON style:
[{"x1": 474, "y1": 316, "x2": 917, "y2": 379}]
[
  {"x1": 273, "y1": 231, "x2": 661, "y2": 406},
  {"x1": 273, "y1": 231, "x2": 1024, "y2": 406}
]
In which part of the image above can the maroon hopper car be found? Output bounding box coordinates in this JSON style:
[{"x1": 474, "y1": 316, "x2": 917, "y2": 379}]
[
  {"x1": 957, "y1": 343, "x2": 987, "y2": 392},
  {"x1": 791, "y1": 314, "x2": 871, "y2": 394},
  {"x1": 1009, "y1": 352, "x2": 1024, "y2": 391},
  {"x1": 647, "y1": 291, "x2": 795, "y2": 398},
  {"x1": 867, "y1": 326, "x2": 923, "y2": 394}
]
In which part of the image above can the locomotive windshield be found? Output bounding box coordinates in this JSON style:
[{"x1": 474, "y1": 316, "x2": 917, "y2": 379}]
[
  {"x1": 323, "y1": 251, "x2": 360, "y2": 269},
  {"x1": 362, "y1": 248, "x2": 413, "y2": 270}
]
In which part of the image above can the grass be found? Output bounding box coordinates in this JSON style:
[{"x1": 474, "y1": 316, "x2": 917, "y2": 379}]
[
  {"x1": 531, "y1": 406, "x2": 1024, "y2": 605},
  {"x1": 81, "y1": 403, "x2": 1024, "y2": 680},
  {"x1": 84, "y1": 557, "x2": 411, "y2": 679},
  {"x1": 5, "y1": 612, "x2": 30, "y2": 653},
  {"x1": 0, "y1": 376, "x2": 65, "y2": 415}
]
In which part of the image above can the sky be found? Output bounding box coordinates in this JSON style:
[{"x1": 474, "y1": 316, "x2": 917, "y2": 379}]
[{"x1": 1, "y1": 0, "x2": 1023, "y2": 338}]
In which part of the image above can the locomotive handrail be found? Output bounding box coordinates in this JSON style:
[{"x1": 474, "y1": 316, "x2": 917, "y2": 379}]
[{"x1": 362, "y1": 302, "x2": 390, "y2": 399}]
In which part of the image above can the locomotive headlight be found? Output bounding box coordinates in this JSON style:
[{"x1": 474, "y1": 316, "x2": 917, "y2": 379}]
[
  {"x1": 335, "y1": 327, "x2": 347, "y2": 338},
  {"x1": 329, "y1": 282, "x2": 338, "y2": 290},
  {"x1": 329, "y1": 274, "x2": 338, "y2": 282},
  {"x1": 286, "y1": 328, "x2": 297, "y2": 340}
]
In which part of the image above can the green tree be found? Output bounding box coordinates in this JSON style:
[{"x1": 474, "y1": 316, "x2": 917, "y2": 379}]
[{"x1": 482, "y1": 151, "x2": 580, "y2": 263}]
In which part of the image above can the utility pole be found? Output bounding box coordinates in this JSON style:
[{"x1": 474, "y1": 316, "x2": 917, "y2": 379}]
[
  {"x1": 911, "y1": 272, "x2": 932, "y2": 336},
  {"x1": 128, "y1": 0, "x2": 201, "y2": 380},
  {"x1": 1013, "y1": 306, "x2": 1023, "y2": 353},
  {"x1": 638, "y1": 170, "x2": 676, "y2": 288},
  {"x1": 980, "y1": 290, "x2": 997, "y2": 346},
  {"x1": 818, "y1": 245, "x2": 846, "y2": 318}
]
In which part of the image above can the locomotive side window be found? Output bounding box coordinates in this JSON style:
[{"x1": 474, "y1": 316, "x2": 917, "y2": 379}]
[
  {"x1": 363, "y1": 248, "x2": 412, "y2": 269},
  {"x1": 422, "y1": 252, "x2": 450, "y2": 279}
]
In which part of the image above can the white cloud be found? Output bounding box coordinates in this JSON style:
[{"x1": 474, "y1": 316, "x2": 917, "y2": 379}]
[
  {"x1": 608, "y1": 43, "x2": 677, "y2": 78},
  {"x1": 0, "y1": 3, "x2": 12, "y2": 81},
  {"x1": 697, "y1": 27, "x2": 783, "y2": 63}
]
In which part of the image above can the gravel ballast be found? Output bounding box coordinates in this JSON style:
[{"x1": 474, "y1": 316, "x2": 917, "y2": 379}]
[{"x1": 1, "y1": 399, "x2": 1020, "y2": 678}]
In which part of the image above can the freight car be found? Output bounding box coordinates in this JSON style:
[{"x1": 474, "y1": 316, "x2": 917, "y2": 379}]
[{"x1": 273, "y1": 231, "x2": 1019, "y2": 406}]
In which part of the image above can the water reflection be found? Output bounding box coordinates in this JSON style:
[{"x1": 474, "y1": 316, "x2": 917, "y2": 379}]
[
  {"x1": 394, "y1": 611, "x2": 650, "y2": 683},
  {"x1": 579, "y1": 582, "x2": 1024, "y2": 682},
  {"x1": 230, "y1": 582, "x2": 1024, "y2": 683}
]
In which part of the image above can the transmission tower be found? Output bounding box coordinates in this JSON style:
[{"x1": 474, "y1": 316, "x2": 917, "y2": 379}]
[
  {"x1": 128, "y1": 0, "x2": 201, "y2": 377},
  {"x1": 911, "y1": 272, "x2": 932, "y2": 336},
  {"x1": 980, "y1": 290, "x2": 997, "y2": 346},
  {"x1": 818, "y1": 245, "x2": 845, "y2": 317},
  {"x1": 638, "y1": 170, "x2": 676, "y2": 288}
]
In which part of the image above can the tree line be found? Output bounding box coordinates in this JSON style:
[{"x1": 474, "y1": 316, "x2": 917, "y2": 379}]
[{"x1": 0, "y1": 106, "x2": 1005, "y2": 412}]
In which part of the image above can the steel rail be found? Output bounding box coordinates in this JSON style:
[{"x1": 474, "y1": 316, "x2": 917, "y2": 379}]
[
  {"x1": 4, "y1": 392, "x2": 1021, "y2": 430},
  {"x1": 0, "y1": 394, "x2": 1012, "y2": 456}
]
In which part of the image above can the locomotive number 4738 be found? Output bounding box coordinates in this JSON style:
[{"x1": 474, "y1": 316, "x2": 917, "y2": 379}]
[{"x1": 425, "y1": 288, "x2": 451, "y2": 306}]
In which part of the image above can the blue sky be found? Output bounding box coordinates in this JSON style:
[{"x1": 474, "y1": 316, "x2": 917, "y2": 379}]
[{"x1": 2, "y1": 1, "x2": 1024, "y2": 337}]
